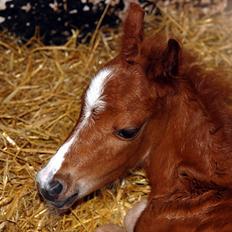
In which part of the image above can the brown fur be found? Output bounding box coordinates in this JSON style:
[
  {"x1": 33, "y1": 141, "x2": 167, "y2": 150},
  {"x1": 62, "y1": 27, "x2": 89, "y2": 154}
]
[{"x1": 38, "y1": 3, "x2": 232, "y2": 231}]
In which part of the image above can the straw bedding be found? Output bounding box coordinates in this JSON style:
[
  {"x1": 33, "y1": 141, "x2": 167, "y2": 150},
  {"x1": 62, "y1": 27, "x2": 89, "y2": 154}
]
[{"x1": 0, "y1": 6, "x2": 232, "y2": 232}]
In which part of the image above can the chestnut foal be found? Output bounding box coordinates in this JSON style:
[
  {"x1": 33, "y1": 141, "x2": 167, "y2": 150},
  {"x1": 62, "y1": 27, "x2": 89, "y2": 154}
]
[{"x1": 37, "y1": 3, "x2": 232, "y2": 231}]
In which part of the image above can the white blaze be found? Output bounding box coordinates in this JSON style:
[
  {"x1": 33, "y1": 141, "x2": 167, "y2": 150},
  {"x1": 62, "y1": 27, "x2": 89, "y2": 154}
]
[
  {"x1": 84, "y1": 68, "x2": 112, "y2": 117},
  {"x1": 36, "y1": 137, "x2": 75, "y2": 188},
  {"x1": 36, "y1": 68, "x2": 112, "y2": 187}
]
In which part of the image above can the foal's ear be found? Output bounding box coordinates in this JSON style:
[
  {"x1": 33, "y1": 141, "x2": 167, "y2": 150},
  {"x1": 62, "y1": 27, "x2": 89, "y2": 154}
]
[
  {"x1": 121, "y1": 3, "x2": 144, "y2": 63},
  {"x1": 162, "y1": 39, "x2": 181, "y2": 78}
]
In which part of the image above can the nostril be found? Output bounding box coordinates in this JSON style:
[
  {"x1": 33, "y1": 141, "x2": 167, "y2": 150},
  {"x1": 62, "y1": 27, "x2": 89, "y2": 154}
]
[
  {"x1": 48, "y1": 180, "x2": 63, "y2": 196},
  {"x1": 39, "y1": 179, "x2": 64, "y2": 202}
]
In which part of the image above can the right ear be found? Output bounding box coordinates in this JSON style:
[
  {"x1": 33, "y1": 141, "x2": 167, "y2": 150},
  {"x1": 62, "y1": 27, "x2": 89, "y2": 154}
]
[{"x1": 121, "y1": 3, "x2": 145, "y2": 64}]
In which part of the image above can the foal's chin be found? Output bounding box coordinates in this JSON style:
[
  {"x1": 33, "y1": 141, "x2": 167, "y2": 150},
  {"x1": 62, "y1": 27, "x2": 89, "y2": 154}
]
[{"x1": 49, "y1": 192, "x2": 79, "y2": 210}]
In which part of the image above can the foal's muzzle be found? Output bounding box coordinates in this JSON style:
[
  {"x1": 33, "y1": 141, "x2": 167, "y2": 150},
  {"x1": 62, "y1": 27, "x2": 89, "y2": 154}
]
[{"x1": 38, "y1": 179, "x2": 79, "y2": 209}]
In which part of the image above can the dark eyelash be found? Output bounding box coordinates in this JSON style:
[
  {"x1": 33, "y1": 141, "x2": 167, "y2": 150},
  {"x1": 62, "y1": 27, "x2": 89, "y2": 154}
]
[{"x1": 115, "y1": 127, "x2": 140, "y2": 140}]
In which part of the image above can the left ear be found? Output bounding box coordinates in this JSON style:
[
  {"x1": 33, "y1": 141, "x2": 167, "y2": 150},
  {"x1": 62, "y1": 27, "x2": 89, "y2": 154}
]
[
  {"x1": 121, "y1": 3, "x2": 145, "y2": 64},
  {"x1": 162, "y1": 39, "x2": 181, "y2": 78}
]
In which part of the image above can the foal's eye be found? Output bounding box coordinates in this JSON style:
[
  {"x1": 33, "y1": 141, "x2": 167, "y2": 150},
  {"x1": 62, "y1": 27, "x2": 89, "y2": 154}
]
[{"x1": 115, "y1": 127, "x2": 140, "y2": 140}]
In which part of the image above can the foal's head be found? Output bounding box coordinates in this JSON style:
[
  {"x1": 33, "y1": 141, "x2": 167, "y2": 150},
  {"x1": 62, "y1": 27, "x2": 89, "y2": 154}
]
[{"x1": 36, "y1": 3, "x2": 181, "y2": 209}]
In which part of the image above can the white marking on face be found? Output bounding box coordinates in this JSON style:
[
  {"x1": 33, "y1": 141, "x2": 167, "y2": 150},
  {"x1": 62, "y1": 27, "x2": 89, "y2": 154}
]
[
  {"x1": 84, "y1": 68, "x2": 112, "y2": 117},
  {"x1": 36, "y1": 68, "x2": 112, "y2": 188},
  {"x1": 36, "y1": 136, "x2": 75, "y2": 188}
]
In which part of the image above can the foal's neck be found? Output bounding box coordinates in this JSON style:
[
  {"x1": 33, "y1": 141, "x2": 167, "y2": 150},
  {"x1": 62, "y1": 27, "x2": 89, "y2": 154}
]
[{"x1": 148, "y1": 83, "x2": 232, "y2": 197}]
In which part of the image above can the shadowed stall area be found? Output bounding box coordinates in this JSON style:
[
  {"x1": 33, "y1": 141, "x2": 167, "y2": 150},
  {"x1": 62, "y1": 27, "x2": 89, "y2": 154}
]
[{"x1": 0, "y1": 3, "x2": 232, "y2": 232}]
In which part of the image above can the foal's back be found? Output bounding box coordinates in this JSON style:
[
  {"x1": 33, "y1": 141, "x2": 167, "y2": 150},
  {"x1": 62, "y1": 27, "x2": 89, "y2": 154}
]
[{"x1": 135, "y1": 197, "x2": 232, "y2": 231}]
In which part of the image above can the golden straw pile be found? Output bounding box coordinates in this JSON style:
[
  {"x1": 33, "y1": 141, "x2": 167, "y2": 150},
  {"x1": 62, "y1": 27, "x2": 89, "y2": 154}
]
[{"x1": 1, "y1": 6, "x2": 232, "y2": 232}]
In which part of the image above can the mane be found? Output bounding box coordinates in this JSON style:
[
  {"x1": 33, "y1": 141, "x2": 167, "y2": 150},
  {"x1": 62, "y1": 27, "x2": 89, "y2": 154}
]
[{"x1": 180, "y1": 51, "x2": 232, "y2": 142}]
